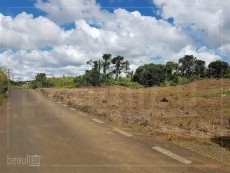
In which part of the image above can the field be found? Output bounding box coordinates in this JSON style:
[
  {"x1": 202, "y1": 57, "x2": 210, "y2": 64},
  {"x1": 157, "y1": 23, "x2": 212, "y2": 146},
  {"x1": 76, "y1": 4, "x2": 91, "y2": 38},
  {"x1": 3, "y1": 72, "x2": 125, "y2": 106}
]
[{"x1": 40, "y1": 78, "x2": 230, "y2": 164}]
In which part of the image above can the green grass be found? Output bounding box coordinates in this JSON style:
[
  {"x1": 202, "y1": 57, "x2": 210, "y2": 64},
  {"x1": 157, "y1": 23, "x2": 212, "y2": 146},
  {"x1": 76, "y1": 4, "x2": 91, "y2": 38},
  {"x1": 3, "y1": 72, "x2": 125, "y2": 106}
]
[
  {"x1": 222, "y1": 90, "x2": 230, "y2": 95},
  {"x1": 198, "y1": 90, "x2": 230, "y2": 99},
  {"x1": 109, "y1": 78, "x2": 143, "y2": 89}
]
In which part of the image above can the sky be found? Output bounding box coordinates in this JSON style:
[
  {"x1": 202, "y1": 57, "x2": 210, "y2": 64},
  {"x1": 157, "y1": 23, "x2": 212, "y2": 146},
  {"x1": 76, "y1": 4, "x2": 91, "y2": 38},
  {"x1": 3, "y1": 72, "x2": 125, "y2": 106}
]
[{"x1": 0, "y1": 0, "x2": 230, "y2": 81}]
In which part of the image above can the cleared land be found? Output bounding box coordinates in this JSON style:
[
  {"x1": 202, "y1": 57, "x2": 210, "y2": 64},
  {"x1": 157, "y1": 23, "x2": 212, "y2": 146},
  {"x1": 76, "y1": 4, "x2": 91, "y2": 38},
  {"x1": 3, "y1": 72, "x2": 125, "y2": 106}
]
[{"x1": 40, "y1": 79, "x2": 230, "y2": 164}]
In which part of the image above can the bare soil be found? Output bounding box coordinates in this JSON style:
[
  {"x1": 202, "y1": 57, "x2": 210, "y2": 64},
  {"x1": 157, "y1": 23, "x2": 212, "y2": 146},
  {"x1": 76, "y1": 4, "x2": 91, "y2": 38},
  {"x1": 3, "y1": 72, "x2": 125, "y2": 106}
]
[{"x1": 40, "y1": 78, "x2": 230, "y2": 164}]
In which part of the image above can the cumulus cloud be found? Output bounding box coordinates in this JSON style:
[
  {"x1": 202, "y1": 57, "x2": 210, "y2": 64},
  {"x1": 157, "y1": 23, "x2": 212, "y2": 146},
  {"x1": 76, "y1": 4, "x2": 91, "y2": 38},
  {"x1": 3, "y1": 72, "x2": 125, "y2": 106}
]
[
  {"x1": 0, "y1": 48, "x2": 90, "y2": 81},
  {"x1": 167, "y1": 45, "x2": 221, "y2": 66},
  {"x1": 0, "y1": 12, "x2": 65, "y2": 49},
  {"x1": 153, "y1": 0, "x2": 230, "y2": 49},
  {"x1": 0, "y1": 0, "x2": 229, "y2": 80},
  {"x1": 35, "y1": 0, "x2": 112, "y2": 24}
]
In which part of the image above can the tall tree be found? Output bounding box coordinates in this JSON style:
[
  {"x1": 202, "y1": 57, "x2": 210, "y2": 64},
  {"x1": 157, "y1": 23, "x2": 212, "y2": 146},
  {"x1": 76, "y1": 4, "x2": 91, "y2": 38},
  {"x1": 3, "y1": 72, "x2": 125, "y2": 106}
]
[
  {"x1": 207, "y1": 60, "x2": 229, "y2": 78},
  {"x1": 102, "y1": 54, "x2": 111, "y2": 82},
  {"x1": 87, "y1": 60, "x2": 101, "y2": 72},
  {"x1": 178, "y1": 55, "x2": 196, "y2": 77},
  {"x1": 102, "y1": 54, "x2": 111, "y2": 74},
  {"x1": 165, "y1": 61, "x2": 179, "y2": 80},
  {"x1": 194, "y1": 59, "x2": 206, "y2": 77},
  {"x1": 111, "y1": 56, "x2": 125, "y2": 79}
]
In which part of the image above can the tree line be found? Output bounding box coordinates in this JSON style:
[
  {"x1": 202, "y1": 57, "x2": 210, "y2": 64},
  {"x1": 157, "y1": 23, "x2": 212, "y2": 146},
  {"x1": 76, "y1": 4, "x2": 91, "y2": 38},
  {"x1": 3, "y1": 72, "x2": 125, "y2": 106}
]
[
  {"x1": 30, "y1": 54, "x2": 230, "y2": 89},
  {"x1": 74, "y1": 54, "x2": 132, "y2": 87},
  {"x1": 133, "y1": 55, "x2": 230, "y2": 87}
]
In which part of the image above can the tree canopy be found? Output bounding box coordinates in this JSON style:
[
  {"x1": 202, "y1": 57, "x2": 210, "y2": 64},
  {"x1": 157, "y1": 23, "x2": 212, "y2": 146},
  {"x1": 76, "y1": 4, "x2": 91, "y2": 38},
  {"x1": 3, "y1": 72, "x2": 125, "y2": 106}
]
[{"x1": 207, "y1": 60, "x2": 229, "y2": 78}]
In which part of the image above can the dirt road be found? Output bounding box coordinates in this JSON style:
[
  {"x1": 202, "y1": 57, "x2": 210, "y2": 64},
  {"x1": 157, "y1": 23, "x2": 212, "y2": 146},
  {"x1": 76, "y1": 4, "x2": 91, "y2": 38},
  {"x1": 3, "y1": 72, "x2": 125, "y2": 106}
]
[{"x1": 0, "y1": 90, "x2": 228, "y2": 173}]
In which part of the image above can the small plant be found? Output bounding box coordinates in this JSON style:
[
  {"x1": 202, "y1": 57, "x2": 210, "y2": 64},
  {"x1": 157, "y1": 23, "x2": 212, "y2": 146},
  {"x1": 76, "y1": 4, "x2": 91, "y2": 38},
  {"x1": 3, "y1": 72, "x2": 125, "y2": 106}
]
[{"x1": 222, "y1": 90, "x2": 230, "y2": 96}]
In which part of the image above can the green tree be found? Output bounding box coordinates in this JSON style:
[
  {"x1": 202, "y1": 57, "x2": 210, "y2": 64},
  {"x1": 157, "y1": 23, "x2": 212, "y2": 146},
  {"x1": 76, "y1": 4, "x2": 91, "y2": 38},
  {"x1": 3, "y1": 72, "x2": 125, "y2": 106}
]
[
  {"x1": 165, "y1": 61, "x2": 179, "y2": 80},
  {"x1": 194, "y1": 59, "x2": 206, "y2": 78},
  {"x1": 102, "y1": 54, "x2": 111, "y2": 82},
  {"x1": 207, "y1": 60, "x2": 229, "y2": 78},
  {"x1": 179, "y1": 55, "x2": 196, "y2": 77},
  {"x1": 87, "y1": 60, "x2": 101, "y2": 72},
  {"x1": 111, "y1": 56, "x2": 130, "y2": 79},
  {"x1": 35, "y1": 73, "x2": 47, "y2": 87},
  {"x1": 74, "y1": 70, "x2": 103, "y2": 87},
  {"x1": 225, "y1": 66, "x2": 230, "y2": 78},
  {"x1": 133, "y1": 64, "x2": 166, "y2": 87},
  {"x1": 35, "y1": 73, "x2": 47, "y2": 82}
]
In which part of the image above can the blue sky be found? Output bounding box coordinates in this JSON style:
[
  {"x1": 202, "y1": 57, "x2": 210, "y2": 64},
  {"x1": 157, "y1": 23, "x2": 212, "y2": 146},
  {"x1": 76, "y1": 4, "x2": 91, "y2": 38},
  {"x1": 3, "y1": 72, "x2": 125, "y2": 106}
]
[
  {"x1": 0, "y1": 0, "x2": 229, "y2": 80},
  {"x1": 1, "y1": 0, "x2": 156, "y2": 16}
]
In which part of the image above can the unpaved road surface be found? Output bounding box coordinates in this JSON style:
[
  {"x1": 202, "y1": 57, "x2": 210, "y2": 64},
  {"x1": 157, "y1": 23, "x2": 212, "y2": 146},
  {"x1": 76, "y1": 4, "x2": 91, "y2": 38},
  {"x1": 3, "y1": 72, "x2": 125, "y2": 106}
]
[{"x1": 0, "y1": 90, "x2": 229, "y2": 173}]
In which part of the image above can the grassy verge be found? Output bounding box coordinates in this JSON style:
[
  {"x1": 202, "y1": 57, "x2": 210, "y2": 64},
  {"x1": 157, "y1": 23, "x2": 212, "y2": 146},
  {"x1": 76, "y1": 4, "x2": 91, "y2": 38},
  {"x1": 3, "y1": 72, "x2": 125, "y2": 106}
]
[{"x1": 0, "y1": 93, "x2": 5, "y2": 103}]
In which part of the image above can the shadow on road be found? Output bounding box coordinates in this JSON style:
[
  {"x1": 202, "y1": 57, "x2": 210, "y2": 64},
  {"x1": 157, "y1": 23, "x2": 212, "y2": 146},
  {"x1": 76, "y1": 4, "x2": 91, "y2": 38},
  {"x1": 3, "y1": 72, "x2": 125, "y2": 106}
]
[{"x1": 211, "y1": 136, "x2": 230, "y2": 150}]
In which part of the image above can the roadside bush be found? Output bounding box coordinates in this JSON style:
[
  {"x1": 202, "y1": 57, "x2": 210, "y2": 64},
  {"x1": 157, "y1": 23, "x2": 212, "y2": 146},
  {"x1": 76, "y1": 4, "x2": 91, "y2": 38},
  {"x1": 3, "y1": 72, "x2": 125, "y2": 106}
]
[
  {"x1": 0, "y1": 67, "x2": 8, "y2": 102},
  {"x1": 0, "y1": 68, "x2": 8, "y2": 92}
]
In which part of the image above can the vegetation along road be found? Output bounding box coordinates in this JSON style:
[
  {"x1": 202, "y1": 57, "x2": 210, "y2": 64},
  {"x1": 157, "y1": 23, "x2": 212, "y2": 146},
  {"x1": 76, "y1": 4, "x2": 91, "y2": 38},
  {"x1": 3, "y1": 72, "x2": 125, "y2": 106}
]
[{"x1": 0, "y1": 89, "x2": 229, "y2": 173}]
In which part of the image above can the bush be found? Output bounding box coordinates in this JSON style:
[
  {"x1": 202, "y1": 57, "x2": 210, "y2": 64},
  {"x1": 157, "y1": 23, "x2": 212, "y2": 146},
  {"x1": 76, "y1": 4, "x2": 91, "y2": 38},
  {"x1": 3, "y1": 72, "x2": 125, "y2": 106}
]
[
  {"x1": 133, "y1": 64, "x2": 166, "y2": 87},
  {"x1": 74, "y1": 70, "x2": 104, "y2": 87},
  {"x1": 0, "y1": 67, "x2": 8, "y2": 94},
  {"x1": 160, "y1": 80, "x2": 175, "y2": 87},
  {"x1": 109, "y1": 78, "x2": 143, "y2": 89},
  {"x1": 173, "y1": 76, "x2": 191, "y2": 85}
]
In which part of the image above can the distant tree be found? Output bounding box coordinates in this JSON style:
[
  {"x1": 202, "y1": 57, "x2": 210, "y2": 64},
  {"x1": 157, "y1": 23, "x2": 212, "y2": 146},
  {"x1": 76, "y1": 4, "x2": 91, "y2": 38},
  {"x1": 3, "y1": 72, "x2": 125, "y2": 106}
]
[
  {"x1": 179, "y1": 55, "x2": 196, "y2": 77},
  {"x1": 133, "y1": 64, "x2": 166, "y2": 87},
  {"x1": 102, "y1": 54, "x2": 111, "y2": 74},
  {"x1": 84, "y1": 70, "x2": 102, "y2": 86},
  {"x1": 165, "y1": 61, "x2": 179, "y2": 80},
  {"x1": 111, "y1": 56, "x2": 130, "y2": 79},
  {"x1": 207, "y1": 60, "x2": 229, "y2": 78},
  {"x1": 87, "y1": 60, "x2": 101, "y2": 72},
  {"x1": 102, "y1": 54, "x2": 111, "y2": 82},
  {"x1": 35, "y1": 73, "x2": 47, "y2": 82},
  {"x1": 126, "y1": 70, "x2": 134, "y2": 79},
  {"x1": 225, "y1": 66, "x2": 230, "y2": 78},
  {"x1": 34, "y1": 73, "x2": 47, "y2": 87},
  {"x1": 194, "y1": 59, "x2": 206, "y2": 78}
]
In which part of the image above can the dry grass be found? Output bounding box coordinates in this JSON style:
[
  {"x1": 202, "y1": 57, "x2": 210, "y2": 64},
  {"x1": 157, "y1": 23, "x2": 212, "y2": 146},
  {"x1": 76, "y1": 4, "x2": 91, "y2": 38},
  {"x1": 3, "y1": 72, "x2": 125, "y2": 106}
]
[{"x1": 40, "y1": 78, "x2": 230, "y2": 164}]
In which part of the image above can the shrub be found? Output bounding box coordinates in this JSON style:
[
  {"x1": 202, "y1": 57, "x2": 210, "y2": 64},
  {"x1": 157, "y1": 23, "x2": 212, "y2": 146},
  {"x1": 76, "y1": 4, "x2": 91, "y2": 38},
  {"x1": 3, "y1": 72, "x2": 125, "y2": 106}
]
[
  {"x1": 174, "y1": 76, "x2": 191, "y2": 85},
  {"x1": 160, "y1": 80, "x2": 175, "y2": 87},
  {"x1": 0, "y1": 68, "x2": 8, "y2": 93},
  {"x1": 109, "y1": 78, "x2": 143, "y2": 89}
]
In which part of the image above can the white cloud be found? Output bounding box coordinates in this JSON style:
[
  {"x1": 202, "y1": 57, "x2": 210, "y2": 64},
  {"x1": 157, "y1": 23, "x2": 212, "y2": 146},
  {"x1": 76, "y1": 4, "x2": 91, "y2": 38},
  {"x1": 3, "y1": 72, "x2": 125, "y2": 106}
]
[
  {"x1": 0, "y1": 0, "x2": 229, "y2": 80},
  {"x1": 35, "y1": 0, "x2": 112, "y2": 24},
  {"x1": 0, "y1": 47, "x2": 90, "y2": 81},
  {"x1": 167, "y1": 45, "x2": 221, "y2": 66},
  {"x1": 153, "y1": 0, "x2": 230, "y2": 49},
  {"x1": 0, "y1": 12, "x2": 65, "y2": 49}
]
